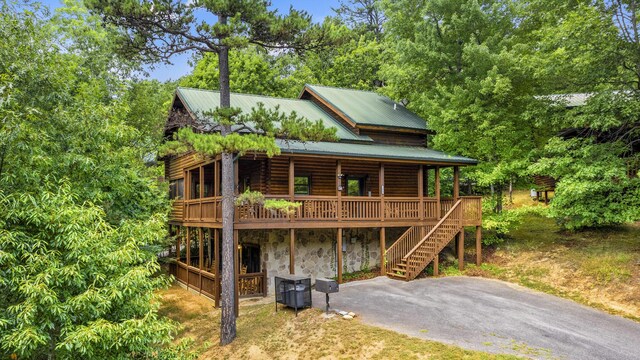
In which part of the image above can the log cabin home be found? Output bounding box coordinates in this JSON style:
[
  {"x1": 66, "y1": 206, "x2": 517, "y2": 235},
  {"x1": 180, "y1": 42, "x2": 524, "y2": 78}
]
[{"x1": 164, "y1": 84, "x2": 483, "y2": 306}]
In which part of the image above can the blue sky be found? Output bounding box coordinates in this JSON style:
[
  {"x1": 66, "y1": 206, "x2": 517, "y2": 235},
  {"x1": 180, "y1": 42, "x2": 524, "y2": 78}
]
[{"x1": 40, "y1": 0, "x2": 341, "y2": 81}]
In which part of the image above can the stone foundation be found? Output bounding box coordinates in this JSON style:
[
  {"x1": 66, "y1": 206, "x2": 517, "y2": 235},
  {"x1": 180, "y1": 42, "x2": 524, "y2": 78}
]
[{"x1": 239, "y1": 228, "x2": 383, "y2": 294}]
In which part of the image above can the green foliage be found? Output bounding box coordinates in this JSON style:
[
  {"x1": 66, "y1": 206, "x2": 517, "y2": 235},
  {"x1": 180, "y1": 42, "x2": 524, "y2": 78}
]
[
  {"x1": 180, "y1": 48, "x2": 315, "y2": 98},
  {"x1": 530, "y1": 137, "x2": 640, "y2": 229},
  {"x1": 0, "y1": 2, "x2": 178, "y2": 357},
  {"x1": 380, "y1": 0, "x2": 545, "y2": 212},
  {"x1": 481, "y1": 200, "x2": 548, "y2": 245},
  {"x1": 234, "y1": 190, "x2": 301, "y2": 216},
  {"x1": 234, "y1": 190, "x2": 265, "y2": 206},
  {"x1": 263, "y1": 199, "x2": 302, "y2": 216},
  {"x1": 0, "y1": 186, "x2": 175, "y2": 359}
]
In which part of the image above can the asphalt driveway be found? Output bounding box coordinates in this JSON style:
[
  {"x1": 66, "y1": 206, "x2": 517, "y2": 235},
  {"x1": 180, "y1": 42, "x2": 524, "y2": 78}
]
[{"x1": 311, "y1": 276, "x2": 640, "y2": 360}]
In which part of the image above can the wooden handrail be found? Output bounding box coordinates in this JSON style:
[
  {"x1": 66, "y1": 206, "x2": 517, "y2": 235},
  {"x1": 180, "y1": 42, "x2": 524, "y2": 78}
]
[{"x1": 403, "y1": 199, "x2": 462, "y2": 261}]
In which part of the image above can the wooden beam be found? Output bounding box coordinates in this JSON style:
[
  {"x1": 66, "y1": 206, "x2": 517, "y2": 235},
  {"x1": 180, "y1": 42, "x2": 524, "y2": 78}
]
[
  {"x1": 289, "y1": 228, "x2": 295, "y2": 274},
  {"x1": 199, "y1": 166, "x2": 204, "y2": 199},
  {"x1": 234, "y1": 158, "x2": 239, "y2": 195},
  {"x1": 289, "y1": 158, "x2": 295, "y2": 201},
  {"x1": 185, "y1": 227, "x2": 191, "y2": 289},
  {"x1": 234, "y1": 229, "x2": 239, "y2": 317},
  {"x1": 476, "y1": 226, "x2": 482, "y2": 266},
  {"x1": 433, "y1": 252, "x2": 439, "y2": 276},
  {"x1": 418, "y1": 165, "x2": 424, "y2": 220},
  {"x1": 435, "y1": 167, "x2": 441, "y2": 220},
  {"x1": 336, "y1": 160, "x2": 342, "y2": 222},
  {"x1": 458, "y1": 229, "x2": 464, "y2": 271},
  {"x1": 379, "y1": 163, "x2": 385, "y2": 222},
  {"x1": 337, "y1": 228, "x2": 343, "y2": 284},
  {"x1": 214, "y1": 160, "x2": 220, "y2": 197},
  {"x1": 453, "y1": 166, "x2": 460, "y2": 201},
  {"x1": 379, "y1": 227, "x2": 385, "y2": 275},
  {"x1": 176, "y1": 226, "x2": 181, "y2": 261},
  {"x1": 214, "y1": 228, "x2": 220, "y2": 308},
  {"x1": 198, "y1": 228, "x2": 204, "y2": 294}
]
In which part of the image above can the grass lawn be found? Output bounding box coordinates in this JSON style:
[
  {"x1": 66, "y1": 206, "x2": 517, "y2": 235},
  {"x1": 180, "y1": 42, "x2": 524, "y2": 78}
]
[
  {"x1": 159, "y1": 284, "x2": 519, "y2": 360},
  {"x1": 449, "y1": 191, "x2": 640, "y2": 321}
]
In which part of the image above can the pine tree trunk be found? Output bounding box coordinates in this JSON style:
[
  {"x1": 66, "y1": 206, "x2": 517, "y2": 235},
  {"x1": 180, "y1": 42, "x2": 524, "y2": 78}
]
[{"x1": 218, "y1": 14, "x2": 237, "y2": 346}]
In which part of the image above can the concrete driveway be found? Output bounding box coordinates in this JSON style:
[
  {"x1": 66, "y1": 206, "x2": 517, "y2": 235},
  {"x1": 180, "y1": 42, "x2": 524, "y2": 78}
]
[{"x1": 311, "y1": 276, "x2": 640, "y2": 360}]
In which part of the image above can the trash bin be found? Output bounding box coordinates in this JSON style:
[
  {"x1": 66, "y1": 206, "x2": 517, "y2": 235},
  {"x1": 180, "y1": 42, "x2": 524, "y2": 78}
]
[{"x1": 286, "y1": 284, "x2": 306, "y2": 308}]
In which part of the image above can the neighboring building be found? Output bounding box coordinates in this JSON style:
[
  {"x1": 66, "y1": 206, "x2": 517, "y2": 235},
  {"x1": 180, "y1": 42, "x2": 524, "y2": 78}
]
[
  {"x1": 164, "y1": 85, "x2": 482, "y2": 306},
  {"x1": 533, "y1": 92, "x2": 640, "y2": 195}
]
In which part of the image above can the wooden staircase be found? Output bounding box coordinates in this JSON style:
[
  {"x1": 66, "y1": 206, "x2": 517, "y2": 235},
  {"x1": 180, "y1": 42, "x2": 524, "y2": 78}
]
[{"x1": 385, "y1": 200, "x2": 463, "y2": 281}]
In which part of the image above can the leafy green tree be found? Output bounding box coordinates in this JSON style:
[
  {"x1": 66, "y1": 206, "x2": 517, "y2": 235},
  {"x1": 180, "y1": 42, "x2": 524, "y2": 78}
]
[
  {"x1": 0, "y1": 186, "x2": 175, "y2": 359},
  {"x1": 522, "y1": 1, "x2": 640, "y2": 228},
  {"x1": 380, "y1": 0, "x2": 546, "y2": 213},
  {"x1": 0, "y1": 1, "x2": 180, "y2": 358},
  {"x1": 180, "y1": 47, "x2": 292, "y2": 97},
  {"x1": 86, "y1": 0, "x2": 338, "y2": 344}
]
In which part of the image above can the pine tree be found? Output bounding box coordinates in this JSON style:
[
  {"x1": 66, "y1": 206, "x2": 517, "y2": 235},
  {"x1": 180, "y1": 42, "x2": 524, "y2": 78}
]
[{"x1": 85, "y1": 0, "x2": 338, "y2": 345}]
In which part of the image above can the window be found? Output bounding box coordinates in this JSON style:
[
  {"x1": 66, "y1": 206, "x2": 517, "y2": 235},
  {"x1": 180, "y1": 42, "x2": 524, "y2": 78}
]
[
  {"x1": 169, "y1": 179, "x2": 184, "y2": 200},
  {"x1": 294, "y1": 176, "x2": 310, "y2": 195},
  {"x1": 347, "y1": 176, "x2": 366, "y2": 196}
]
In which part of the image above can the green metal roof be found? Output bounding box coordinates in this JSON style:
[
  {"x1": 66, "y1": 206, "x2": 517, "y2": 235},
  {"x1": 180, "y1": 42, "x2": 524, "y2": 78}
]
[
  {"x1": 176, "y1": 87, "x2": 371, "y2": 142},
  {"x1": 276, "y1": 140, "x2": 478, "y2": 164},
  {"x1": 173, "y1": 87, "x2": 477, "y2": 165},
  {"x1": 304, "y1": 84, "x2": 428, "y2": 131}
]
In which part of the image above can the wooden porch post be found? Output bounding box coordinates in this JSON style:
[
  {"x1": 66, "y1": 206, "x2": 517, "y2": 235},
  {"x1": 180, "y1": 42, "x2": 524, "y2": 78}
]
[
  {"x1": 458, "y1": 229, "x2": 464, "y2": 271},
  {"x1": 476, "y1": 226, "x2": 482, "y2": 266},
  {"x1": 453, "y1": 166, "x2": 460, "y2": 201},
  {"x1": 214, "y1": 160, "x2": 219, "y2": 221},
  {"x1": 336, "y1": 160, "x2": 342, "y2": 222},
  {"x1": 433, "y1": 252, "x2": 439, "y2": 276},
  {"x1": 185, "y1": 227, "x2": 191, "y2": 289},
  {"x1": 289, "y1": 158, "x2": 295, "y2": 201},
  {"x1": 198, "y1": 228, "x2": 204, "y2": 294},
  {"x1": 379, "y1": 163, "x2": 385, "y2": 222},
  {"x1": 418, "y1": 165, "x2": 424, "y2": 220},
  {"x1": 289, "y1": 229, "x2": 295, "y2": 274},
  {"x1": 233, "y1": 229, "x2": 239, "y2": 317},
  {"x1": 435, "y1": 166, "x2": 441, "y2": 220},
  {"x1": 337, "y1": 228, "x2": 343, "y2": 284},
  {"x1": 214, "y1": 228, "x2": 220, "y2": 308},
  {"x1": 176, "y1": 226, "x2": 181, "y2": 261},
  {"x1": 379, "y1": 227, "x2": 385, "y2": 275}
]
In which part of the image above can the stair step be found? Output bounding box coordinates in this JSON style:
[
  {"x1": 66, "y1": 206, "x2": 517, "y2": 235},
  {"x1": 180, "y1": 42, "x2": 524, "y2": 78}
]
[
  {"x1": 390, "y1": 267, "x2": 407, "y2": 274},
  {"x1": 386, "y1": 272, "x2": 407, "y2": 280}
]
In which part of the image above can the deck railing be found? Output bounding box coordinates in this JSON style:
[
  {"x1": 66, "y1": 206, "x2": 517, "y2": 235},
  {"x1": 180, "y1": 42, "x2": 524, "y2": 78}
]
[
  {"x1": 239, "y1": 272, "x2": 267, "y2": 298},
  {"x1": 175, "y1": 195, "x2": 481, "y2": 225},
  {"x1": 172, "y1": 260, "x2": 266, "y2": 300}
]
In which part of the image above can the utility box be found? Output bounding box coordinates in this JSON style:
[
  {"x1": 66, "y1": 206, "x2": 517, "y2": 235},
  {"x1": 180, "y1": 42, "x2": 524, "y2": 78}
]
[
  {"x1": 274, "y1": 275, "x2": 312, "y2": 316},
  {"x1": 315, "y1": 278, "x2": 339, "y2": 293}
]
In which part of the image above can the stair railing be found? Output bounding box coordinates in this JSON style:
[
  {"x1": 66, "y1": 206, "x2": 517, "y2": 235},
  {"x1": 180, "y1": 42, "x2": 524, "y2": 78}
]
[
  {"x1": 403, "y1": 200, "x2": 463, "y2": 279},
  {"x1": 384, "y1": 225, "x2": 432, "y2": 275}
]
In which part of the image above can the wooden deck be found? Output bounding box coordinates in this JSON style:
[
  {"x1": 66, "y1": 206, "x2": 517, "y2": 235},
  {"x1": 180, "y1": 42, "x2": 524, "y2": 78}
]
[{"x1": 170, "y1": 195, "x2": 482, "y2": 229}]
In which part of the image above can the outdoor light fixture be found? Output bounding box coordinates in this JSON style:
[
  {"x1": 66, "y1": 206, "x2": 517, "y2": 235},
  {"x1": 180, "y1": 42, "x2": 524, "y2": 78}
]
[{"x1": 337, "y1": 173, "x2": 345, "y2": 191}]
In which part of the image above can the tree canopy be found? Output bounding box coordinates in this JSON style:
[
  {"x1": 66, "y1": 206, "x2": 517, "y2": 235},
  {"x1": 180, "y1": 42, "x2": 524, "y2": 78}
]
[{"x1": 0, "y1": 2, "x2": 182, "y2": 358}]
